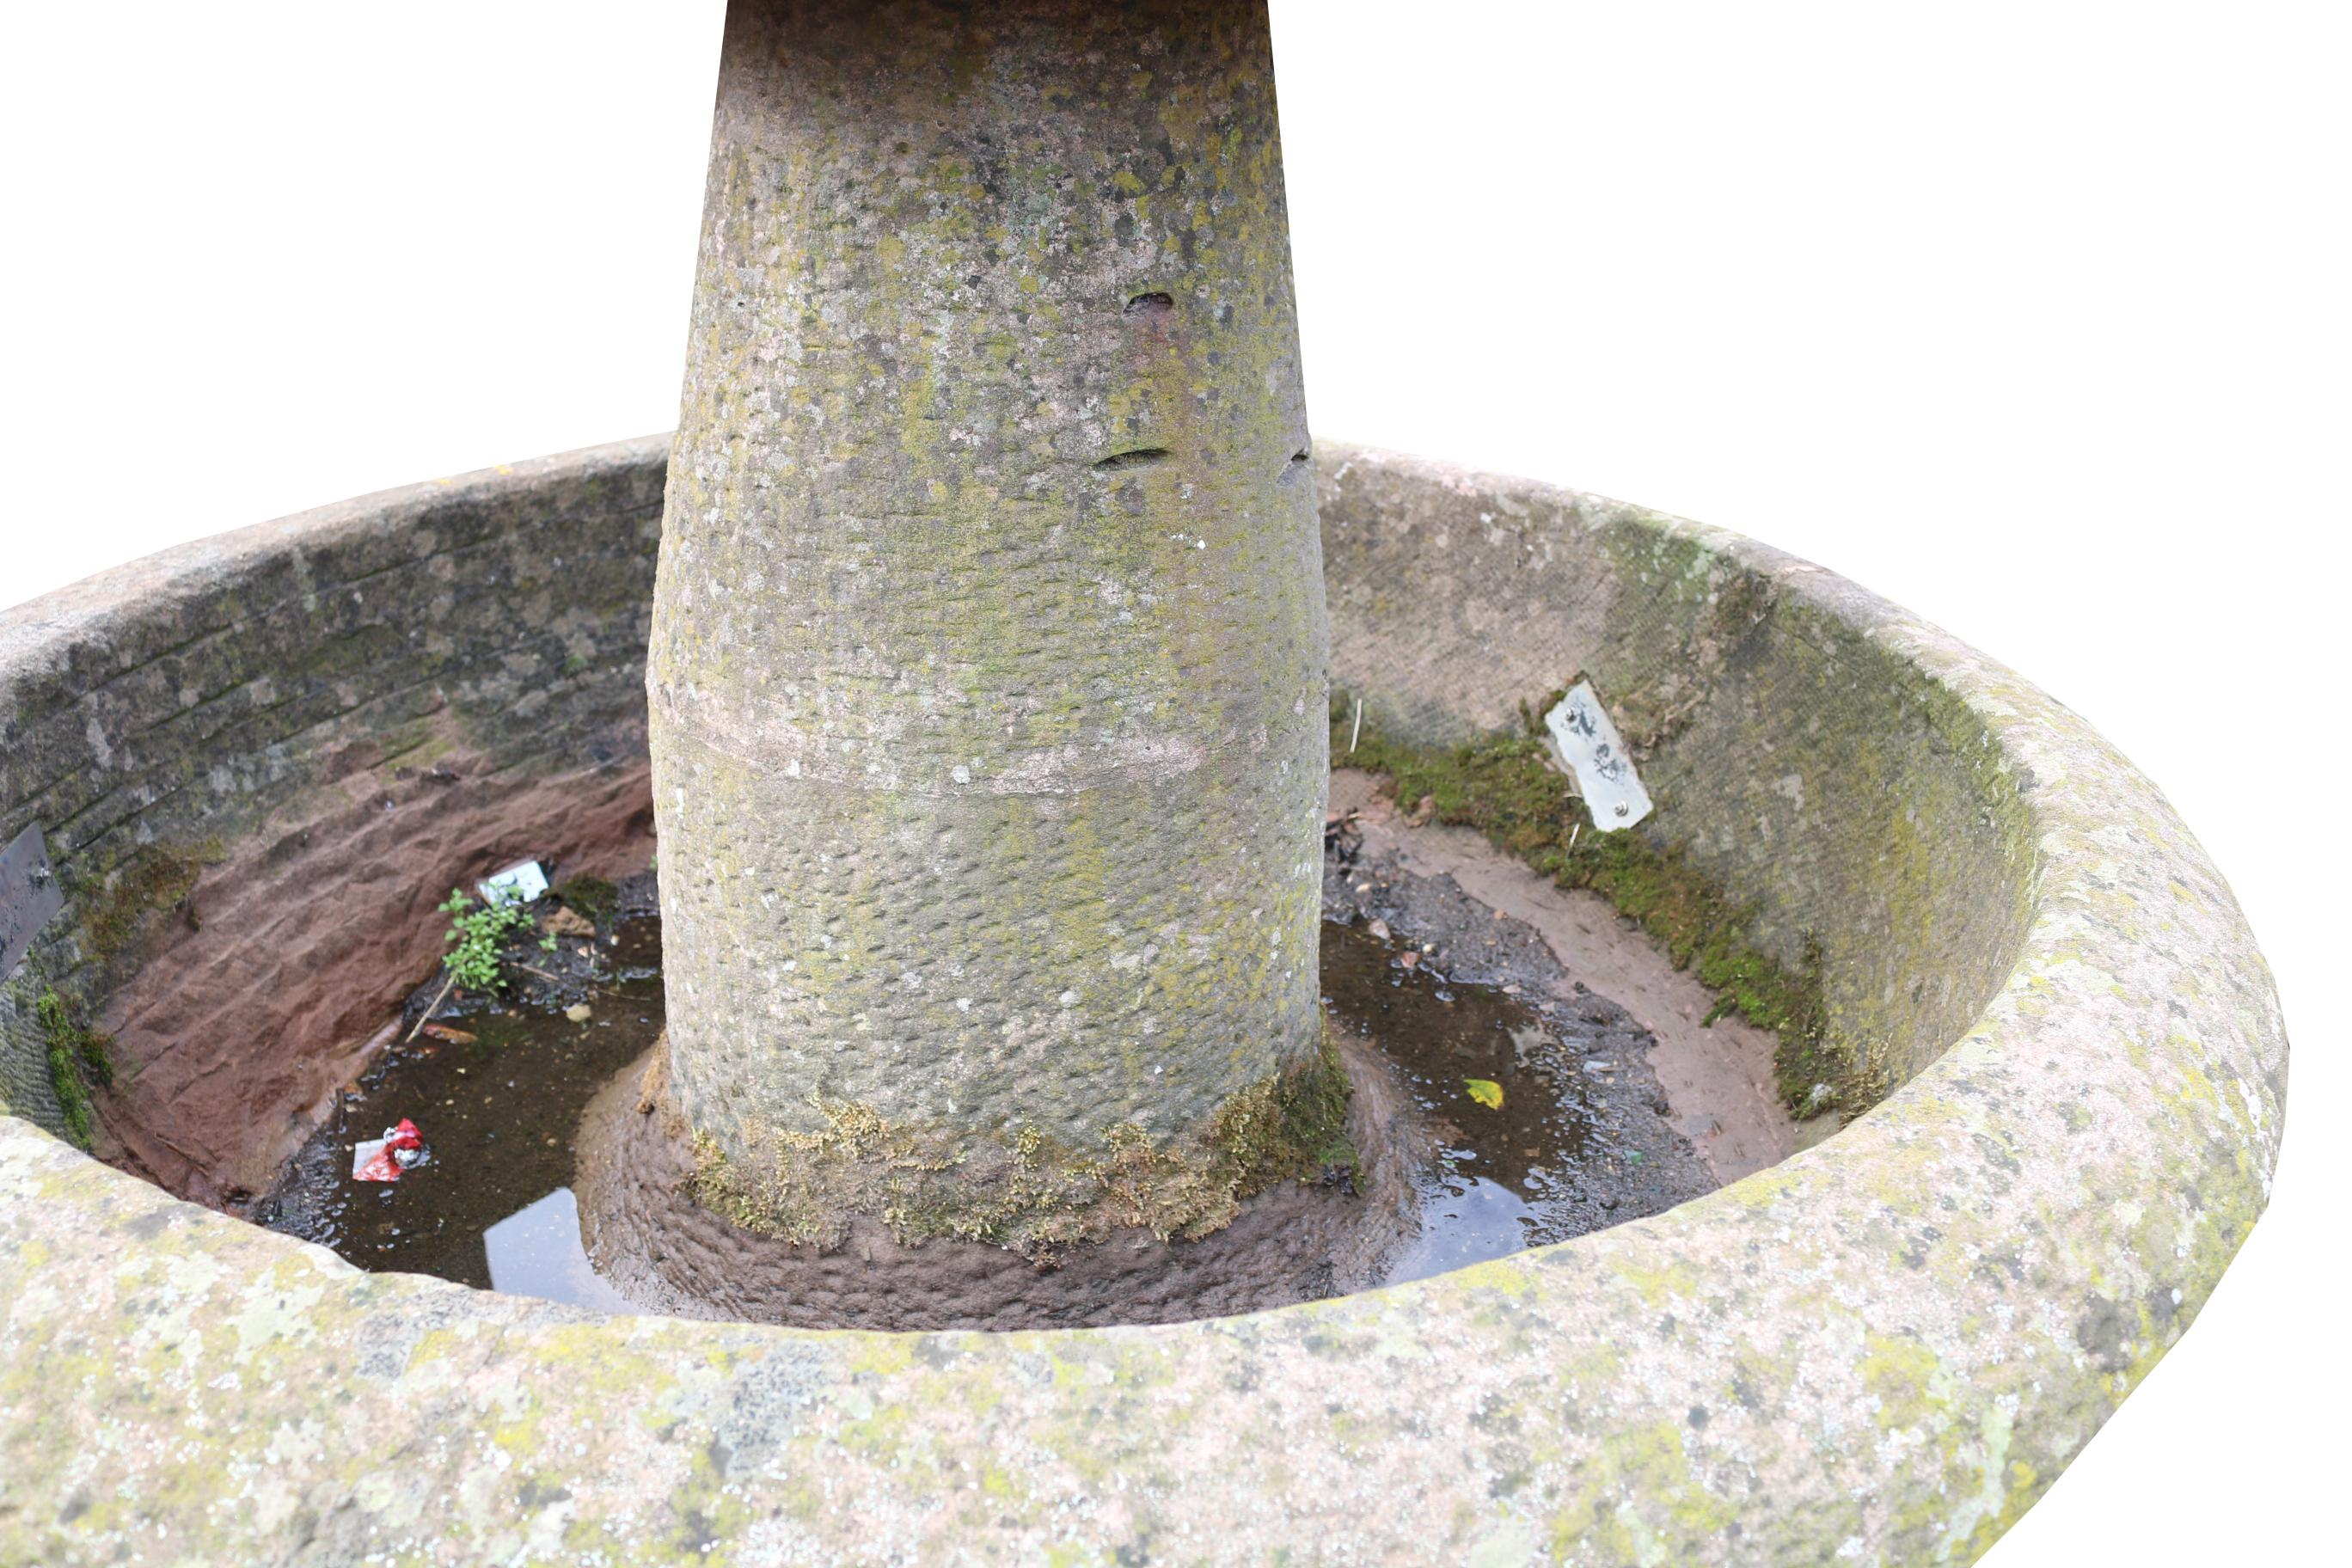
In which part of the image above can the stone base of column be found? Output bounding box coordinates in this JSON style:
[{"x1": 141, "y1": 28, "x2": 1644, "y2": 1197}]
[{"x1": 573, "y1": 1035, "x2": 1427, "y2": 1331}]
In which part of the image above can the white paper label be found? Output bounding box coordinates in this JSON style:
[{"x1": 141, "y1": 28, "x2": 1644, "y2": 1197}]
[
  {"x1": 1545, "y1": 683, "x2": 1652, "y2": 831},
  {"x1": 0, "y1": 824, "x2": 64, "y2": 982},
  {"x1": 478, "y1": 860, "x2": 548, "y2": 905}
]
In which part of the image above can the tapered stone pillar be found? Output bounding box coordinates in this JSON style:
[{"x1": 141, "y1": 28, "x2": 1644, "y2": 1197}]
[{"x1": 646, "y1": 0, "x2": 1331, "y2": 1251}]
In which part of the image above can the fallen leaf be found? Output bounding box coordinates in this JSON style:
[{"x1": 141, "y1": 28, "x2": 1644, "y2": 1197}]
[
  {"x1": 1465, "y1": 1078, "x2": 1504, "y2": 1110},
  {"x1": 420, "y1": 1024, "x2": 476, "y2": 1044},
  {"x1": 543, "y1": 907, "x2": 597, "y2": 939},
  {"x1": 566, "y1": 1003, "x2": 593, "y2": 1023},
  {"x1": 1367, "y1": 917, "x2": 1392, "y2": 942},
  {"x1": 1398, "y1": 950, "x2": 1420, "y2": 970}
]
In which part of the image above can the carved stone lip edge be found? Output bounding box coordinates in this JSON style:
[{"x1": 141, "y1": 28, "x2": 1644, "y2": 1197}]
[
  {"x1": 0, "y1": 437, "x2": 2288, "y2": 1565},
  {"x1": 0, "y1": 822, "x2": 61, "y2": 984}
]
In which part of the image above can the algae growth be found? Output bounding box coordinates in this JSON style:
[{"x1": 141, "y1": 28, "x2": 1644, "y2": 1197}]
[
  {"x1": 553, "y1": 875, "x2": 621, "y2": 930},
  {"x1": 685, "y1": 1027, "x2": 1356, "y2": 1260},
  {"x1": 36, "y1": 989, "x2": 112, "y2": 1150},
  {"x1": 1332, "y1": 692, "x2": 1846, "y2": 1116},
  {"x1": 77, "y1": 842, "x2": 216, "y2": 968}
]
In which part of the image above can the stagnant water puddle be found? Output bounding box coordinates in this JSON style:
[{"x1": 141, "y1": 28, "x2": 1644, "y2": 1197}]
[
  {"x1": 260, "y1": 910, "x2": 665, "y2": 1295},
  {"x1": 1318, "y1": 919, "x2": 1602, "y2": 1283},
  {"x1": 263, "y1": 895, "x2": 1667, "y2": 1313}
]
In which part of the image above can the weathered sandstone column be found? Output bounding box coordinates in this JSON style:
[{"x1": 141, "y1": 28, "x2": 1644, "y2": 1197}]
[{"x1": 646, "y1": 0, "x2": 1331, "y2": 1251}]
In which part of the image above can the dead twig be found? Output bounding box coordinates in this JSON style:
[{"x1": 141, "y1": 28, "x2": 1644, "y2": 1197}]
[
  {"x1": 518, "y1": 962, "x2": 631, "y2": 1001},
  {"x1": 404, "y1": 971, "x2": 456, "y2": 1044}
]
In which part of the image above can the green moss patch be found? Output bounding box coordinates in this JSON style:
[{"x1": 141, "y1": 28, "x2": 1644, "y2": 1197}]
[
  {"x1": 686, "y1": 1028, "x2": 1354, "y2": 1260},
  {"x1": 36, "y1": 989, "x2": 113, "y2": 1150},
  {"x1": 79, "y1": 842, "x2": 217, "y2": 968},
  {"x1": 553, "y1": 875, "x2": 621, "y2": 930},
  {"x1": 1334, "y1": 692, "x2": 1841, "y2": 1116}
]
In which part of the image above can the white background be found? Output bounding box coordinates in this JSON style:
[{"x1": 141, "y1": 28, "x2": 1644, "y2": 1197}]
[{"x1": 3, "y1": 3, "x2": 2342, "y2": 1560}]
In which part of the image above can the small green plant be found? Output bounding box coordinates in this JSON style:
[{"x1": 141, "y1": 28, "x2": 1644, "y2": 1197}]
[{"x1": 437, "y1": 888, "x2": 552, "y2": 993}]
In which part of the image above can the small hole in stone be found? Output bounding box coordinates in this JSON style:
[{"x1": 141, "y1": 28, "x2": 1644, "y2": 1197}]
[
  {"x1": 1124, "y1": 292, "x2": 1175, "y2": 317},
  {"x1": 1093, "y1": 447, "x2": 1173, "y2": 472}
]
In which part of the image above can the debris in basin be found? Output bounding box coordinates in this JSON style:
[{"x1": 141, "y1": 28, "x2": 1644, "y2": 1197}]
[
  {"x1": 477, "y1": 859, "x2": 549, "y2": 904},
  {"x1": 1320, "y1": 793, "x2": 1720, "y2": 1248},
  {"x1": 406, "y1": 884, "x2": 553, "y2": 1041},
  {"x1": 261, "y1": 854, "x2": 1714, "y2": 1317},
  {"x1": 404, "y1": 983, "x2": 455, "y2": 1044},
  {"x1": 1323, "y1": 807, "x2": 1363, "y2": 866},
  {"x1": 266, "y1": 885, "x2": 670, "y2": 1289},
  {"x1": 420, "y1": 1023, "x2": 475, "y2": 1044},
  {"x1": 1331, "y1": 697, "x2": 1837, "y2": 1118},
  {"x1": 352, "y1": 1118, "x2": 425, "y2": 1182},
  {"x1": 543, "y1": 906, "x2": 597, "y2": 940}
]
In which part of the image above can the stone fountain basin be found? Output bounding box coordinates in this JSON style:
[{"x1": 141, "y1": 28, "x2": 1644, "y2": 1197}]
[{"x1": 0, "y1": 438, "x2": 2285, "y2": 1565}]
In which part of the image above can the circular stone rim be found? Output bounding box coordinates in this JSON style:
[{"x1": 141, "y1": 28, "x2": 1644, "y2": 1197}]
[{"x1": 0, "y1": 436, "x2": 2288, "y2": 1565}]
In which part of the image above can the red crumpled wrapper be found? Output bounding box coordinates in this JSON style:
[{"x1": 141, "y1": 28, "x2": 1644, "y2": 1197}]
[{"x1": 352, "y1": 1118, "x2": 424, "y2": 1182}]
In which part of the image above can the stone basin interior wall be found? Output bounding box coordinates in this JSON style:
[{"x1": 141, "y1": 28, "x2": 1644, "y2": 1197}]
[
  {"x1": 0, "y1": 442, "x2": 669, "y2": 1202},
  {"x1": 0, "y1": 436, "x2": 2035, "y2": 1207},
  {"x1": 1320, "y1": 446, "x2": 2040, "y2": 1107}
]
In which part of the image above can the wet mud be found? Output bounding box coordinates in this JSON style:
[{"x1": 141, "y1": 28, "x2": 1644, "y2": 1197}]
[
  {"x1": 94, "y1": 747, "x2": 657, "y2": 1208},
  {"x1": 259, "y1": 822, "x2": 1723, "y2": 1326},
  {"x1": 260, "y1": 877, "x2": 663, "y2": 1291}
]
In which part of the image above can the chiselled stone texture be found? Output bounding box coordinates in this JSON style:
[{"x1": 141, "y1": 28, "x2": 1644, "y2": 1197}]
[
  {"x1": 0, "y1": 438, "x2": 2286, "y2": 1565},
  {"x1": 649, "y1": 0, "x2": 1326, "y2": 1166}
]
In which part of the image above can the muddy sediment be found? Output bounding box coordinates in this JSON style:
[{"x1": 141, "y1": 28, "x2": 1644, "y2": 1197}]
[
  {"x1": 572, "y1": 1027, "x2": 1429, "y2": 1330},
  {"x1": 260, "y1": 905, "x2": 665, "y2": 1289},
  {"x1": 252, "y1": 774, "x2": 1766, "y2": 1330},
  {"x1": 93, "y1": 748, "x2": 656, "y2": 1208},
  {"x1": 1326, "y1": 769, "x2": 1834, "y2": 1180},
  {"x1": 565, "y1": 873, "x2": 1723, "y2": 1326}
]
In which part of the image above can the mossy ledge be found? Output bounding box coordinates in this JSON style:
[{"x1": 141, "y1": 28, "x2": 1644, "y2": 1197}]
[
  {"x1": 1332, "y1": 691, "x2": 1871, "y2": 1117},
  {"x1": 681, "y1": 1026, "x2": 1355, "y2": 1261},
  {"x1": 72, "y1": 841, "x2": 217, "y2": 971}
]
